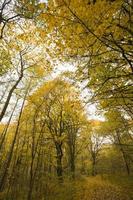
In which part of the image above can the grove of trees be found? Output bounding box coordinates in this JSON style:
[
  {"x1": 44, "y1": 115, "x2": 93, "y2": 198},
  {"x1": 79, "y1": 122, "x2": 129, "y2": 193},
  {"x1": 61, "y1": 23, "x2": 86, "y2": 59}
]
[{"x1": 0, "y1": 0, "x2": 133, "y2": 200}]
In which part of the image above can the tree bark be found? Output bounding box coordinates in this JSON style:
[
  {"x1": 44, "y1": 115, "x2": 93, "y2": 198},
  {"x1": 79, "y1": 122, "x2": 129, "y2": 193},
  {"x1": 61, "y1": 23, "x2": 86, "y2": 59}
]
[
  {"x1": 116, "y1": 131, "x2": 130, "y2": 175},
  {"x1": 0, "y1": 52, "x2": 24, "y2": 122},
  {"x1": 56, "y1": 144, "x2": 63, "y2": 182}
]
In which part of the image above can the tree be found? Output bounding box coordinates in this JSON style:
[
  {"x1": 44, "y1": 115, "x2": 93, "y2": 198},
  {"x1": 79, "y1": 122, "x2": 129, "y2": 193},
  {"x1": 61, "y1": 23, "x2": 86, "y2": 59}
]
[
  {"x1": 38, "y1": 0, "x2": 133, "y2": 118},
  {"x1": 102, "y1": 110, "x2": 133, "y2": 175},
  {"x1": 0, "y1": 83, "x2": 30, "y2": 192},
  {"x1": 0, "y1": 0, "x2": 46, "y2": 38},
  {"x1": 26, "y1": 78, "x2": 86, "y2": 181},
  {"x1": 63, "y1": 99, "x2": 86, "y2": 178},
  {"x1": 84, "y1": 120, "x2": 105, "y2": 176}
]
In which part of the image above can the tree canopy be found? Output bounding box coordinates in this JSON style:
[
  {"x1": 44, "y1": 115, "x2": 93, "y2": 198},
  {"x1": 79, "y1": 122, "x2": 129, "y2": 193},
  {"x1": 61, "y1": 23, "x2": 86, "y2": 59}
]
[{"x1": 0, "y1": 0, "x2": 133, "y2": 200}]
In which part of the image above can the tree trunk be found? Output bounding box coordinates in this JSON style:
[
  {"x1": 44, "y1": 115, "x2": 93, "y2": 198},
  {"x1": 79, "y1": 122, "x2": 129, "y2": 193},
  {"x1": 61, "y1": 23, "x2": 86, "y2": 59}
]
[
  {"x1": 70, "y1": 155, "x2": 75, "y2": 179},
  {"x1": 92, "y1": 158, "x2": 96, "y2": 176},
  {"x1": 0, "y1": 52, "x2": 24, "y2": 122},
  {"x1": 0, "y1": 97, "x2": 25, "y2": 191},
  {"x1": 0, "y1": 99, "x2": 18, "y2": 152},
  {"x1": 0, "y1": 84, "x2": 29, "y2": 192},
  {"x1": 116, "y1": 131, "x2": 130, "y2": 175},
  {"x1": 56, "y1": 144, "x2": 63, "y2": 182}
]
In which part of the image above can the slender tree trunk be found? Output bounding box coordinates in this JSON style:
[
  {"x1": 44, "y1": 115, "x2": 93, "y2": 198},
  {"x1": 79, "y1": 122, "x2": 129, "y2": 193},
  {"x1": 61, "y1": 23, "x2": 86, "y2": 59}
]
[
  {"x1": 0, "y1": 99, "x2": 18, "y2": 152},
  {"x1": 27, "y1": 117, "x2": 36, "y2": 200},
  {"x1": 56, "y1": 144, "x2": 63, "y2": 182},
  {"x1": 116, "y1": 131, "x2": 130, "y2": 175},
  {"x1": 27, "y1": 114, "x2": 45, "y2": 200},
  {"x1": 27, "y1": 161, "x2": 34, "y2": 200},
  {"x1": 69, "y1": 154, "x2": 75, "y2": 179},
  {"x1": 0, "y1": 86, "x2": 28, "y2": 191},
  {"x1": 0, "y1": 52, "x2": 24, "y2": 122},
  {"x1": 92, "y1": 158, "x2": 96, "y2": 176},
  {"x1": 67, "y1": 126, "x2": 77, "y2": 179}
]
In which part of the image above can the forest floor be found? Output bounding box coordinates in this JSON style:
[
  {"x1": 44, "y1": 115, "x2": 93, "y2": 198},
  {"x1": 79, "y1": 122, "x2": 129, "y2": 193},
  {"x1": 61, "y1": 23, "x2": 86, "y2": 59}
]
[
  {"x1": 2, "y1": 175, "x2": 133, "y2": 200},
  {"x1": 45, "y1": 175, "x2": 133, "y2": 200},
  {"x1": 105, "y1": 175, "x2": 133, "y2": 199}
]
